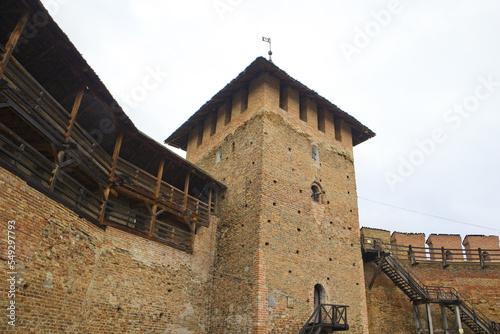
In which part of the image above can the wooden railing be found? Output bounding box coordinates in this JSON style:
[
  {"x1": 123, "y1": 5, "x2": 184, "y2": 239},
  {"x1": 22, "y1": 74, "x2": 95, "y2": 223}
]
[
  {"x1": 299, "y1": 304, "x2": 349, "y2": 334},
  {"x1": 388, "y1": 242, "x2": 500, "y2": 268},
  {"x1": 0, "y1": 53, "x2": 214, "y2": 252}
]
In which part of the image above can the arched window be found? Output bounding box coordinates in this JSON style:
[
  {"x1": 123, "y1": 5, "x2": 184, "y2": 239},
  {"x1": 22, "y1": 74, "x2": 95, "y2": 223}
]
[
  {"x1": 311, "y1": 184, "x2": 321, "y2": 202},
  {"x1": 314, "y1": 284, "x2": 325, "y2": 310},
  {"x1": 483, "y1": 251, "x2": 491, "y2": 262},
  {"x1": 445, "y1": 250, "x2": 453, "y2": 260}
]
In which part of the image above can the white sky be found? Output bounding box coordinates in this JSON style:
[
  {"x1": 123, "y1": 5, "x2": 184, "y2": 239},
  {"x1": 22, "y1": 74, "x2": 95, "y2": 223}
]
[{"x1": 41, "y1": 0, "x2": 500, "y2": 241}]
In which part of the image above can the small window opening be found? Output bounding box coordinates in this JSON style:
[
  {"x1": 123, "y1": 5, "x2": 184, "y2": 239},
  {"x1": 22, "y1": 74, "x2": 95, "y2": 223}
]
[
  {"x1": 483, "y1": 251, "x2": 491, "y2": 262},
  {"x1": 311, "y1": 145, "x2": 319, "y2": 162},
  {"x1": 197, "y1": 124, "x2": 204, "y2": 147},
  {"x1": 224, "y1": 105, "x2": 232, "y2": 125},
  {"x1": 216, "y1": 147, "x2": 222, "y2": 163},
  {"x1": 334, "y1": 118, "x2": 342, "y2": 142},
  {"x1": 210, "y1": 112, "x2": 217, "y2": 136},
  {"x1": 279, "y1": 85, "x2": 288, "y2": 111},
  {"x1": 311, "y1": 184, "x2": 321, "y2": 202},
  {"x1": 299, "y1": 96, "x2": 307, "y2": 122},
  {"x1": 317, "y1": 107, "x2": 325, "y2": 132},
  {"x1": 241, "y1": 88, "x2": 248, "y2": 113}
]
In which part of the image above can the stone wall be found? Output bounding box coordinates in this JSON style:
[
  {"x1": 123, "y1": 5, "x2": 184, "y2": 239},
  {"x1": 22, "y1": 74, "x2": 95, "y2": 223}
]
[{"x1": 0, "y1": 167, "x2": 218, "y2": 334}]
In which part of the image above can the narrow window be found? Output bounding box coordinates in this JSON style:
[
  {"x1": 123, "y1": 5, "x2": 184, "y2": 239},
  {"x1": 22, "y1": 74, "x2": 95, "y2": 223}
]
[
  {"x1": 299, "y1": 96, "x2": 307, "y2": 122},
  {"x1": 311, "y1": 145, "x2": 319, "y2": 162},
  {"x1": 317, "y1": 107, "x2": 325, "y2": 132},
  {"x1": 224, "y1": 105, "x2": 231, "y2": 125},
  {"x1": 279, "y1": 85, "x2": 288, "y2": 111},
  {"x1": 216, "y1": 147, "x2": 222, "y2": 163},
  {"x1": 210, "y1": 112, "x2": 217, "y2": 136},
  {"x1": 241, "y1": 88, "x2": 248, "y2": 113},
  {"x1": 311, "y1": 184, "x2": 321, "y2": 202},
  {"x1": 197, "y1": 124, "x2": 203, "y2": 147},
  {"x1": 334, "y1": 118, "x2": 342, "y2": 142},
  {"x1": 314, "y1": 284, "x2": 325, "y2": 309}
]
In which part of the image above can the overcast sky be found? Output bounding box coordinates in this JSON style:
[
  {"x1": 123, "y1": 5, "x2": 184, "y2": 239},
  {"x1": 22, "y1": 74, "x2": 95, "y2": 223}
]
[{"x1": 41, "y1": 0, "x2": 500, "y2": 242}]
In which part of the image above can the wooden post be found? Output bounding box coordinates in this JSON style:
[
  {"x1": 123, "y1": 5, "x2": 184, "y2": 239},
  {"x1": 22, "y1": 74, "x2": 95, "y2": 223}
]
[
  {"x1": 65, "y1": 86, "x2": 86, "y2": 141},
  {"x1": 0, "y1": 12, "x2": 30, "y2": 79},
  {"x1": 183, "y1": 171, "x2": 191, "y2": 211},
  {"x1": 49, "y1": 151, "x2": 65, "y2": 191},
  {"x1": 413, "y1": 304, "x2": 424, "y2": 334},
  {"x1": 454, "y1": 305, "x2": 463, "y2": 333},
  {"x1": 441, "y1": 303, "x2": 450, "y2": 334},
  {"x1": 207, "y1": 185, "x2": 213, "y2": 219},
  {"x1": 441, "y1": 247, "x2": 449, "y2": 268},
  {"x1": 148, "y1": 158, "x2": 165, "y2": 237},
  {"x1": 99, "y1": 187, "x2": 111, "y2": 224},
  {"x1": 478, "y1": 248, "x2": 485, "y2": 268},
  {"x1": 426, "y1": 303, "x2": 434, "y2": 334},
  {"x1": 109, "y1": 132, "x2": 123, "y2": 180}
]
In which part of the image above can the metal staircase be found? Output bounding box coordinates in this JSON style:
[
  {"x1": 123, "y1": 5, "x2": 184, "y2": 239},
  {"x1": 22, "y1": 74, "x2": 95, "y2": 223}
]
[
  {"x1": 362, "y1": 237, "x2": 500, "y2": 334},
  {"x1": 298, "y1": 304, "x2": 349, "y2": 334}
]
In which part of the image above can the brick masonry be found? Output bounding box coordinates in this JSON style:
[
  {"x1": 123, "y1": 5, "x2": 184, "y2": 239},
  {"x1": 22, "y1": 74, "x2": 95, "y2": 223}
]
[
  {"x1": 188, "y1": 71, "x2": 369, "y2": 333},
  {"x1": 362, "y1": 228, "x2": 500, "y2": 334},
  {"x1": 0, "y1": 167, "x2": 218, "y2": 333}
]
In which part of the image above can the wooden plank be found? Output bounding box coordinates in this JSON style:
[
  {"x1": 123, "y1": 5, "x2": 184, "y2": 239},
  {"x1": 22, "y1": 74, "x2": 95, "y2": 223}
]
[
  {"x1": 0, "y1": 11, "x2": 30, "y2": 79},
  {"x1": 65, "y1": 85, "x2": 86, "y2": 141}
]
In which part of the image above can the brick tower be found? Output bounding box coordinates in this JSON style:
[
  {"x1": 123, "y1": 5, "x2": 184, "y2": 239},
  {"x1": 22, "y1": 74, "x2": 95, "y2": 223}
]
[{"x1": 166, "y1": 57, "x2": 375, "y2": 333}]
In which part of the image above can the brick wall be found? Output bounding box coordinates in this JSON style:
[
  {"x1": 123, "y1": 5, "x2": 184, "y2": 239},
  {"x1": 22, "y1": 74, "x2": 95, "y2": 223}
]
[
  {"x1": 188, "y1": 71, "x2": 369, "y2": 333},
  {"x1": 0, "y1": 167, "x2": 218, "y2": 333},
  {"x1": 362, "y1": 228, "x2": 500, "y2": 334}
]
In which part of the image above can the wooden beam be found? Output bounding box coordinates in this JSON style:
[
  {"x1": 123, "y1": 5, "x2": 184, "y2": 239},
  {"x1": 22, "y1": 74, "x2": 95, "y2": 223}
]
[
  {"x1": 207, "y1": 185, "x2": 213, "y2": 219},
  {"x1": 65, "y1": 85, "x2": 86, "y2": 141},
  {"x1": 155, "y1": 158, "x2": 165, "y2": 198},
  {"x1": 369, "y1": 253, "x2": 386, "y2": 290},
  {"x1": 49, "y1": 151, "x2": 65, "y2": 192},
  {"x1": 98, "y1": 187, "x2": 111, "y2": 224},
  {"x1": 109, "y1": 132, "x2": 123, "y2": 180},
  {"x1": 0, "y1": 11, "x2": 30, "y2": 79},
  {"x1": 183, "y1": 171, "x2": 191, "y2": 211}
]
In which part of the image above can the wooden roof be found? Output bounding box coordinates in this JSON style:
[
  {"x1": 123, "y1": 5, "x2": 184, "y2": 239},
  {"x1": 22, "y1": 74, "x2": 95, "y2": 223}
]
[{"x1": 0, "y1": 0, "x2": 225, "y2": 189}]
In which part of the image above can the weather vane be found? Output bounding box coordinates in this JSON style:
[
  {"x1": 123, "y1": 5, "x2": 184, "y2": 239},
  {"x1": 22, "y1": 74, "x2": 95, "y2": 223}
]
[{"x1": 262, "y1": 37, "x2": 272, "y2": 62}]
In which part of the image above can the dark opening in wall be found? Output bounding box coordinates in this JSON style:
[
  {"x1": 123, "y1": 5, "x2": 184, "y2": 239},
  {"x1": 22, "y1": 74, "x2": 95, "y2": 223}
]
[
  {"x1": 279, "y1": 85, "x2": 288, "y2": 111},
  {"x1": 197, "y1": 124, "x2": 203, "y2": 147},
  {"x1": 224, "y1": 104, "x2": 231, "y2": 125},
  {"x1": 299, "y1": 96, "x2": 307, "y2": 122},
  {"x1": 241, "y1": 88, "x2": 248, "y2": 113},
  {"x1": 311, "y1": 184, "x2": 321, "y2": 202},
  {"x1": 334, "y1": 118, "x2": 342, "y2": 142},
  {"x1": 317, "y1": 107, "x2": 325, "y2": 132},
  {"x1": 210, "y1": 111, "x2": 217, "y2": 136}
]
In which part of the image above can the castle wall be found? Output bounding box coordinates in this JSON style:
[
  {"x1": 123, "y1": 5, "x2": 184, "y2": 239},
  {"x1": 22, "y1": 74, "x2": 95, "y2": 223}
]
[
  {"x1": 0, "y1": 167, "x2": 218, "y2": 334},
  {"x1": 362, "y1": 228, "x2": 500, "y2": 334},
  {"x1": 257, "y1": 110, "x2": 369, "y2": 334}
]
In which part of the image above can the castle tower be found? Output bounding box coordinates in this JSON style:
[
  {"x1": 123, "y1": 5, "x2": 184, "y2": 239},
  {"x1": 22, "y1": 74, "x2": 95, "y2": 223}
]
[{"x1": 166, "y1": 57, "x2": 375, "y2": 333}]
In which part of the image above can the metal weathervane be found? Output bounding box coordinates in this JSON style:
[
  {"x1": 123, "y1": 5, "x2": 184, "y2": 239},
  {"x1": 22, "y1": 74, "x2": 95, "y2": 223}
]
[{"x1": 262, "y1": 37, "x2": 272, "y2": 62}]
